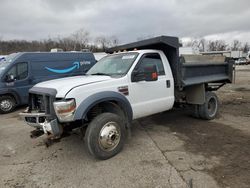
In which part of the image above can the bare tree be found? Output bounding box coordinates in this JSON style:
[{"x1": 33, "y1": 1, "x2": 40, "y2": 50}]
[
  {"x1": 199, "y1": 38, "x2": 206, "y2": 52},
  {"x1": 95, "y1": 35, "x2": 119, "y2": 51},
  {"x1": 0, "y1": 28, "x2": 115, "y2": 54},
  {"x1": 71, "y1": 28, "x2": 90, "y2": 50},
  {"x1": 191, "y1": 39, "x2": 200, "y2": 49},
  {"x1": 208, "y1": 41, "x2": 216, "y2": 51},
  {"x1": 109, "y1": 36, "x2": 119, "y2": 47},
  {"x1": 208, "y1": 40, "x2": 227, "y2": 51},
  {"x1": 231, "y1": 40, "x2": 241, "y2": 51},
  {"x1": 182, "y1": 38, "x2": 206, "y2": 52},
  {"x1": 57, "y1": 36, "x2": 75, "y2": 51},
  {"x1": 95, "y1": 36, "x2": 108, "y2": 51},
  {"x1": 242, "y1": 42, "x2": 250, "y2": 53}
]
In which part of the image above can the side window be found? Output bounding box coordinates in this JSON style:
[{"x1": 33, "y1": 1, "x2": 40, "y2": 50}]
[
  {"x1": 17, "y1": 62, "x2": 28, "y2": 80},
  {"x1": 137, "y1": 53, "x2": 165, "y2": 75},
  {"x1": 7, "y1": 66, "x2": 17, "y2": 78},
  {"x1": 7, "y1": 62, "x2": 28, "y2": 81}
]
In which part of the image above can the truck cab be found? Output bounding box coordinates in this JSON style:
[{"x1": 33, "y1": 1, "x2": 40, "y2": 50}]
[{"x1": 20, "y1": 36, "x2": 233, "y2": 160}]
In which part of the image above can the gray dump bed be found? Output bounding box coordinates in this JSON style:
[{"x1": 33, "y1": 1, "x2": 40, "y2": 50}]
[{"x1": 107, "y1": 36, "x2": 233, "y2": 90}]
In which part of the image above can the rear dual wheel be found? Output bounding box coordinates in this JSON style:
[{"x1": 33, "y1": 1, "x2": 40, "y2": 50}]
[{"x1": 191, "y1": 92, "x2": 219, "y2": 120}]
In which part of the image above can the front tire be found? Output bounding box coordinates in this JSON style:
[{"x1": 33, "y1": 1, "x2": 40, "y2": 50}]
[
  {"x1": 85, "y1": 113, "x2": 126, "y2": 160},
  {"x1": 0, "y1": 95, "x2": 16, "y2": 114}
]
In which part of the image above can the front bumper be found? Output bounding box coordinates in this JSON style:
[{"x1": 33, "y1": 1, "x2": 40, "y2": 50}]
[
  {"x1": 20, "y1": 112, "x2": 63, "y2": 137},
  {"x1": 19, "y1": 112, "x2": 48, "y2": 129}
]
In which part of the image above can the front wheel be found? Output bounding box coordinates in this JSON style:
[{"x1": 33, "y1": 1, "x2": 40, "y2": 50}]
[
  {"x1": 85, "y1": 113, "x2": 126, "y2": 160},
  {"x1": 0, "y1": 95, "x2": 16, "y2": 114}
]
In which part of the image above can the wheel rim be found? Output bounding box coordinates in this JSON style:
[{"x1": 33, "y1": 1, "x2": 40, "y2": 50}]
[
  {"x1": 207, "y1": 97, "x2": 217, "y2": 117},
  {"x1": 99, "y1": 121, "x2": 121, "y2": 151},
  {"x1": 0, "y1": 99, "x2": 13, "y2": 112}
]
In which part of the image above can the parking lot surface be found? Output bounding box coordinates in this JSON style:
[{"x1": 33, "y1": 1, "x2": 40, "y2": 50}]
[{"x1": 0, "y1": 65, "x2": 250, "y2": 188}]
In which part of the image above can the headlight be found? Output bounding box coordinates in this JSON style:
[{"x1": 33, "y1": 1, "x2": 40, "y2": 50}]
[{"x1": 53, "y1": 99, "x2": 76, "y2": 122}]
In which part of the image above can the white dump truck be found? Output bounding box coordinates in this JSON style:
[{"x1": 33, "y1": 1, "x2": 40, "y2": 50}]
[{"x1": 20, "y1": 36, "x2": 233, "y2": 159}]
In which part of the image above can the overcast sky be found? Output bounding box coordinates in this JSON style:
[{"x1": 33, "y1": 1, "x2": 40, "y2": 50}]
[{"x1": 0, "y1": 0, "x2": 250, "y2": 44}]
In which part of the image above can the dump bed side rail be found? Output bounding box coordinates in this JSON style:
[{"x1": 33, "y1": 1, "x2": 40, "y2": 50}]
[{"x1": 181, "y1": 61, "x2": 234, "y2": 88}]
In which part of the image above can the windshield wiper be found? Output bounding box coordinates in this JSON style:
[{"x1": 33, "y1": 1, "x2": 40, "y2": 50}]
[{"x1": 90, "y1": 73, "x2": 111, "y2": 76}]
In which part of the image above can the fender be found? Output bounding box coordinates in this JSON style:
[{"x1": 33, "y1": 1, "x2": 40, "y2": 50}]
[
  {"x1": 0, "y1": 88, "x2": 21, "y2": 105},
  {"x1": 73, "y1": 91, "x2": 133, "y2": 123}
]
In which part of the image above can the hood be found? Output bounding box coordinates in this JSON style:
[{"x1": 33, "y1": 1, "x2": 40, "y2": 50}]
[{"x1": 35, "y1": 75, "x2": 112, "y2": 97}]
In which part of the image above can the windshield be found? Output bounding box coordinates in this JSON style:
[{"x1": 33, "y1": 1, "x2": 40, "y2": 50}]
[
  {"x1": 0, "y1": 53, "x2": 18, "y2": 75},
  {"x1": 87, "y1": 52, "x2": 138, "y2": 76}
]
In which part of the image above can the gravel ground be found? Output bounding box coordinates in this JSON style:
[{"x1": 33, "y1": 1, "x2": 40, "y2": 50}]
[{"x1": 0, "y1": 65, "x2": 249, "y2": 188}]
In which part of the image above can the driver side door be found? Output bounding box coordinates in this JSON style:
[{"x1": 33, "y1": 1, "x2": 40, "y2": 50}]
[
  {"x1": 128, "y1": 53, "x2": 173, "y2": 119},
  {"x1": 5, "y1": 62, "x2": 30, "y2": 104}
]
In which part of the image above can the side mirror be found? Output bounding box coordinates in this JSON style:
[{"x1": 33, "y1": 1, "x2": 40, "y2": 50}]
[
  {"x1": 144, "y1": 64, "x2": 158, "y2": 81},
  {"x1": 131, "y1": 70, "x2": 144, "y2": 82},
  {"x1": 5, "y1": 74, "x2": 15, "y2": 82}
]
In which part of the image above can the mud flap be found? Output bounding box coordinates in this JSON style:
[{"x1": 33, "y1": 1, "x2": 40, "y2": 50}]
[{"x1": 185, "y1": 84, "x2": 205, "y2": 105}]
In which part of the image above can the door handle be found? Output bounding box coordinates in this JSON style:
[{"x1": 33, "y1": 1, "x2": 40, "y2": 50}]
[{"x1": 166, "y1": 80, "x2": 171, "y2": 88}]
